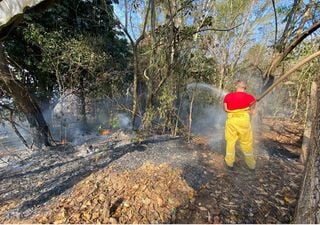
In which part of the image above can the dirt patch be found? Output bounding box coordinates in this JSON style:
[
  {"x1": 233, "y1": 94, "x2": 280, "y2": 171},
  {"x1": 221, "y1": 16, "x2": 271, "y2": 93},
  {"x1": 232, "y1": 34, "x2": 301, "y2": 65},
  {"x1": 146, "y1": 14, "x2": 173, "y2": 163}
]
[{"x1": 259, "y1": 117, "x2": 303, "y2": 157}]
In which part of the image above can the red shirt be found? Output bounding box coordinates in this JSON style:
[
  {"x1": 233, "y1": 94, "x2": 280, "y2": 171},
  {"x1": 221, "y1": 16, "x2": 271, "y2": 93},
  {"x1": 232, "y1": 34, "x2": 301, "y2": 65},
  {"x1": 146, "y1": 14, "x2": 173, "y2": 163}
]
[{"x1": 223, "y1": 91, "x2": 256, "y2": 110}]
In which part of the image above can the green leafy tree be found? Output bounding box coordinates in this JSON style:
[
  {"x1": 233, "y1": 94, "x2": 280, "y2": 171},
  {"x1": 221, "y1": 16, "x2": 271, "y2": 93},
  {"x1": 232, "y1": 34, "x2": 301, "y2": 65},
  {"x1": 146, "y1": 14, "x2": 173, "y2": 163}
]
[
  {"x1": 6, "y1": 0, "x2": 131, "y2": 102},
  {"x1": 0, "y1": 0, "x2": 131, "y2": 147}
]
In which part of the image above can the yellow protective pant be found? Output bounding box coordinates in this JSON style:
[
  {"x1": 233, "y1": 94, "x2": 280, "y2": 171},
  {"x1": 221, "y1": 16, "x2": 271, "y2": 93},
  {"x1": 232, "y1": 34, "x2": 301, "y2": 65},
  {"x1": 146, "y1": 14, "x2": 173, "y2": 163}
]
[{"x1": 224, "y1": 109, "x2": 256, "y2": 169}]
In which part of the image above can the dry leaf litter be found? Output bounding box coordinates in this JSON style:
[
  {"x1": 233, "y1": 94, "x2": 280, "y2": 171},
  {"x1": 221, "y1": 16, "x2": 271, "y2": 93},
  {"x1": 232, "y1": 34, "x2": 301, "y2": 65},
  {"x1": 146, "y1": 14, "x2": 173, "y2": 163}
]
[{"x1": 17, "y1": 162, "x2": 195, "y2": 224}]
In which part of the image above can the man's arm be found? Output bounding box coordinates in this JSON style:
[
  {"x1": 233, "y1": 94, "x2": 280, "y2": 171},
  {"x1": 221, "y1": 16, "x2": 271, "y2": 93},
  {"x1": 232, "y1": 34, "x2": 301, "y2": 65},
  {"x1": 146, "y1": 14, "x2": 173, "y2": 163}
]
[{"x1": 224, "y1": 102, "x2": 229, "y2": 112}]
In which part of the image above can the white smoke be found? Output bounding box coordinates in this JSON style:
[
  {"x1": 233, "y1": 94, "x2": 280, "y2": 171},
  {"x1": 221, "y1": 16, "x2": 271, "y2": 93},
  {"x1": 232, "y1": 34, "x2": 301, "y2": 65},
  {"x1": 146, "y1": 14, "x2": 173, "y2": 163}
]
[
  {"x1": 182, "y1": 82, "x2": 228, "y2": 152},
  {"x1": 53, "y1": 93, "x2": 79, "y2": 117},
  {"x1": 118, "y1": 113, "x2": 131, "y2": 130}
]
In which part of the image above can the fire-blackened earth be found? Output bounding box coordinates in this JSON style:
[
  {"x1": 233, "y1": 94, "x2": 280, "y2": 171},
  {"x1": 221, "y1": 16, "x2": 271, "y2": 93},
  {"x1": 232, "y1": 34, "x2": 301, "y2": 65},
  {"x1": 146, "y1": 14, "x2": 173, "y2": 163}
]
[{"x1": 0, "y1": 118, "x2": 304, "y2": 223}]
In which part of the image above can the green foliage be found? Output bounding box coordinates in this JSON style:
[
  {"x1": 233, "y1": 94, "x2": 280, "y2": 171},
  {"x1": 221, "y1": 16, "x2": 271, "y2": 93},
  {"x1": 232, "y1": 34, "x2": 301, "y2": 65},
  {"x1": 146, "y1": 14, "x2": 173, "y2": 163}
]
[
  {"x1": 158, "y1": 86, "x2": 176, "y2": 120},
  {"x1": 142, "y1": 106, "x2": 157, "y2": 131},
  {"x1": 23, "y1": 23, "x2": 64, "y2": 73},
  {"x1": 157, "y1": 84, "x2": 177, "y2": 132},
  {"x1": 179, "y1": 26, "x2": 197, "y2": 41},
  {"x1": 5, "y1": 0, "x2": 132, "y2": 103},
  {"x1": 2, "y1": 0, "x2": 318, "y2": 135},
  {"x1": 214, "y1": 0, "x2": 252, "y2": 26},
  {"x1": 20, "y1": 24, "x2": 111, "y2": 96},
  {"x1": 109, "y1": 112, "x2": 121, "y2": 129}
]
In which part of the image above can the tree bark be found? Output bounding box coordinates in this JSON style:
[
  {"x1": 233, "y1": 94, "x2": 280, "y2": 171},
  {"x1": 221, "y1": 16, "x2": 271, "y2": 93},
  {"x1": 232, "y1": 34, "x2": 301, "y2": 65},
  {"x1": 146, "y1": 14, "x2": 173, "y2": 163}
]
[
  {"x1": 300, "y1": 82, "x2": 317, "y2": 163},
  {"x1": 188, "y1": 93, "x2": 194, "y2": 142},
  {"x1": 132, "y1": 45, "x2": 139, "y2": 130},
  {"x1": 293, "y1": 77, "x2": 320, "y2": 223},
  {"x1": 0, "y1": 43, "x2": 54, "y2": 148},
  {"x1": 79, "y1": 72, "x2": 87, "y2": 131},
  {"x1": 118, "y1": 0, "x2": 150, "y2": 130}
]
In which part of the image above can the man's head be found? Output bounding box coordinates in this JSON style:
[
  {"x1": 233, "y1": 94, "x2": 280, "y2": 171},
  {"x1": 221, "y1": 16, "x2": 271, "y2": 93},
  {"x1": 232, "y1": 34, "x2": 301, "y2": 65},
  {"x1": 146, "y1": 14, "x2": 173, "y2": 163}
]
[{"x1": 235, "y1": 80, "x2": 247, "y2": 92}]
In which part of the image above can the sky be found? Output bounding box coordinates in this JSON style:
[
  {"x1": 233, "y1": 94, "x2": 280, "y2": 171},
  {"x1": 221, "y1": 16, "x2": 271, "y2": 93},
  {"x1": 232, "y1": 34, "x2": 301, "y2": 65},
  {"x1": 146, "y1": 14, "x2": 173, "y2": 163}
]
[{"x1": 112, "y1": 0, "x2": 294, "y2": 44}]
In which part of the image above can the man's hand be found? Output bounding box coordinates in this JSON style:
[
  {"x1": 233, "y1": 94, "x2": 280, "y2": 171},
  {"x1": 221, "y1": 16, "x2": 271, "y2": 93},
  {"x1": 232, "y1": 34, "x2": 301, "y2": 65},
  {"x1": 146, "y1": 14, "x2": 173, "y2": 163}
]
[
  {"x1": 250, "y1": 108, "x2": 256, "y2": 115},
  {"x1": 249, "y1": 102, "x2": 256, "y2": 115}
]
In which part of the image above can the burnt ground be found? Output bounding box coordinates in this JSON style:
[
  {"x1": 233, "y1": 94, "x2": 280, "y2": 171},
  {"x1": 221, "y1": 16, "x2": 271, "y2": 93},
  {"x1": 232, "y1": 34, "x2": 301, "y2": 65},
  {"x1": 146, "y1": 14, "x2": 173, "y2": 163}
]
[{"x1": 0, "y1": 117, "x2": 304, "y2": 224}]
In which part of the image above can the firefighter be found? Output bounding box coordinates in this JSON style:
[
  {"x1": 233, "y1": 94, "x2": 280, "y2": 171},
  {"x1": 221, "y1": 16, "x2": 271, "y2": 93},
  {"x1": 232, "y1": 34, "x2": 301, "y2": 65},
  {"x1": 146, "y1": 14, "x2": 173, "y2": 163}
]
[{"x1": 223, "y1": 80, "x2": 256, "y2": 170}]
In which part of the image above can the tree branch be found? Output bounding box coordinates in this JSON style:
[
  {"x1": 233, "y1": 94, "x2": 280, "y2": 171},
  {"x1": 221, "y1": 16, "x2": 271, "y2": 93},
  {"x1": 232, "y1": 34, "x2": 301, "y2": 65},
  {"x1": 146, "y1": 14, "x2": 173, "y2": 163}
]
[
  {"x1": 283, "y1": 21, "x2": 320, "y2": 56},
  {"x1": 271, "y1": 0, "x2": 278, "y2": 47},
  {"x1": 277, "y1": 0, "x2": 301, "y2": 49},
  {"x1": 135, "y1": 0, "x2": 151, "y2": 45},
  {"x1": 257, "y1": 50, "x2": 320, "y2": 101},
  {"x1": 265, "y1": 20, "x2": 320, "y2": 78},
  {"x1": 195, "y1": 22, "x2": 244, "y2": 33}
]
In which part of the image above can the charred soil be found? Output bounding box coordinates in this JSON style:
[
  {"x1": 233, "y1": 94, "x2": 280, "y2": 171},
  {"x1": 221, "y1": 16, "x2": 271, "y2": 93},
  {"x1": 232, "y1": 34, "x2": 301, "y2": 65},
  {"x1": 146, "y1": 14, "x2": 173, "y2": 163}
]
[{"x1": 0, "y1": 118, "x2": 304, "y2": 224}]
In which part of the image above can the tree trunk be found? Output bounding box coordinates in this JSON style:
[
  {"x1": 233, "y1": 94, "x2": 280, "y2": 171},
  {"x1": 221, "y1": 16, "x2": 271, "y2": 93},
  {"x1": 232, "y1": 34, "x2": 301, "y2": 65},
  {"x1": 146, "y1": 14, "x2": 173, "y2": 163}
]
[
  {"x1": 291, "y1": 83, "x2": 303, "y2": 119},
  {"x1": 300, "y1": 82, "x2": 317, "y2": 163},
  {"x1": 132, "y1": 45, "x2": 139, "y2": 130},
  {"x1": 0, "y1": 43, "x2": 54, "y2": 148},
  {"x1": 188, "y1": 93, "x2": 194, "y2": 142},
  {"x1": 293, "y1": 78, "x2": 320, "y2": 223},
  {"x1": 79, "y1": 73, "x2": 88, "y2": 131}
]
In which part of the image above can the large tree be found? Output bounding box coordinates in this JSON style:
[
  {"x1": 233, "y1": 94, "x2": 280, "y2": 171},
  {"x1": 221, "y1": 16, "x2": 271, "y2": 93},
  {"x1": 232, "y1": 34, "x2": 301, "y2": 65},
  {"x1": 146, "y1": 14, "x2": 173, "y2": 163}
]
[
  {"x1": 0, "y1": 44, "x2": 54, "y2": 147},
  {"x1": 0, "y1": 0, "x2": 130, "y2": 147},
  {"x1": 0, "y1": 0, "x2": 57, "y2": 148},
  {"x1": 5, "y1": 0, "x2": 130, "y2": 115}
]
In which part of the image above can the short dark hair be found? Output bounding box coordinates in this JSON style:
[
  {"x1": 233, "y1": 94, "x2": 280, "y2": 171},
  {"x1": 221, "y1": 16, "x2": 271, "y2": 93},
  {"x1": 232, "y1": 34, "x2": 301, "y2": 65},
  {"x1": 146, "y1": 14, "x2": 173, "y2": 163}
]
[{"x1": 236, "y1": 80, "x2": 247, "y2": 89}]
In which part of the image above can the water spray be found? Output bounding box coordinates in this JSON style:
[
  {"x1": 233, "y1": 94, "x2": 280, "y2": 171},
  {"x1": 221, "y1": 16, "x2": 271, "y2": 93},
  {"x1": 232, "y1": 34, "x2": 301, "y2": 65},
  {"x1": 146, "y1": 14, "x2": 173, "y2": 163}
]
[
  {"x1": 185, "y1": 82, "x2": 227, "y2": 146},
  {"x1": 186, "y1": 82, "x2": 228, "y2": 97}
]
